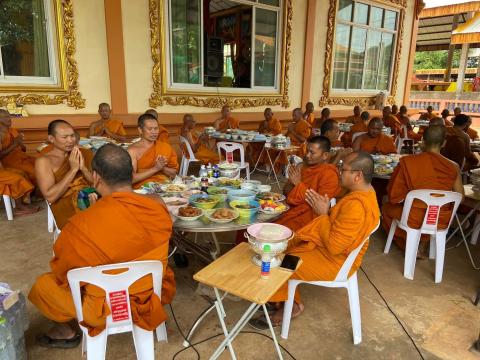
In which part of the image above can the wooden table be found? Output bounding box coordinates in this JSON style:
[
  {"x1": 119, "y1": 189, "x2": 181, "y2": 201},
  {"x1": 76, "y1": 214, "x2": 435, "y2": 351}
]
[{"x1": 190, "y1": 243, "x2": 296, "y2": 359}]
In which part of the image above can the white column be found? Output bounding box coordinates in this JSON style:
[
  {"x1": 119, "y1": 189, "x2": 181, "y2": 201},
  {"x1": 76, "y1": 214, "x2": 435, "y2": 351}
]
[{"x1": 456, "y1": 43, "x2": 470, "y2": 96}]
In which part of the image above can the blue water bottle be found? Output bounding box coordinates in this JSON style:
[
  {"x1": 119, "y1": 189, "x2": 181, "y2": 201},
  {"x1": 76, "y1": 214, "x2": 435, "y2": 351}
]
[{"x1": 261, "y1": 244, "x2": 272, "y2": 280}]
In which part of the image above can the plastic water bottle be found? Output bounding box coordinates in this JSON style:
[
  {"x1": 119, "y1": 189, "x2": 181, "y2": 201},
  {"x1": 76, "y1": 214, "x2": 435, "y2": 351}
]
[
  {"x1": 213, "y1": 165, "x2": 220, "y2": 178},
  {"x1": 285, "y1": 137, "x2": 291, "y2": 148},
  {"x1": 261, "y1": 244, "x2": 272, "y2": 280},
  {"x1": 199, "y1": 165, "x2": 207, "y2": 178},
  {"x1": 207, "y1": 163, "x2": 213, "y2": 177}
]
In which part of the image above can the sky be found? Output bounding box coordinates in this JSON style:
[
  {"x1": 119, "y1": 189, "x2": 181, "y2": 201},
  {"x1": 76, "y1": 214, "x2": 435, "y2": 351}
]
[{"x1": 424, "y1": 0, "x2": 475, "y2": 8}]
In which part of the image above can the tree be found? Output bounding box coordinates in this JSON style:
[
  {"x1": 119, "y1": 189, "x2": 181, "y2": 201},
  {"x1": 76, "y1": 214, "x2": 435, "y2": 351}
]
[
  {"x1": 414, "y1": 50, "x2": 462, "y2": 70},
  {"x1": 0, "y1": 0, "x2": 34, "y2": 46}
]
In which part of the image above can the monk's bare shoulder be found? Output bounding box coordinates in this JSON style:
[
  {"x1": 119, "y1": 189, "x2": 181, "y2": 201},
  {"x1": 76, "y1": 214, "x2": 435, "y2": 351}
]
[{"x1": 127, "y1": 142, "x2": 142, "y2": 157}]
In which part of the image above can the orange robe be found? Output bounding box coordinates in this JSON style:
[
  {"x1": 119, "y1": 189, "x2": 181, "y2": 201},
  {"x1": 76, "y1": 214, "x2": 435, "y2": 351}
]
[
  {"x1": 350, "y1": 121, "x2": 368, "y2": 134},
  {"x1": 39, "y1": 143, "x2": 54, "y2": 154},
  {"x1": 288, "y1": 119, "x2": 311, "y2": 157},
  {"x1": 252, "y1": 118, "x2": 283, "y2": 164},
  {"x1": 49, "y1": 148, "x2": 94, "y2": 229},
  {"x1": 358, "y1": 134, "x2": 396, "y2": 155},
  {"x1": 217, "y1": 117, "x2": 240, "y2": 132},
  {"x1": 180, "y1": 130, "x2": 219, "y2": 165},
  {"x1": 398, "y1": 118, "x2": 422, "y2": 142},
  {"x1": 270, "y1": 189, "x2": 380, "y2": 303},
  {"x1": 158, "y1": 125, "x2": 170, "y2": 143},
  {"x1": 382, "y1": 152, "x2": 457, "y2": 248},
  {"x1": 442, "y1": 126, "x2": 477, "y2": 170},
  {"x1": 276, "y1": 163, "x2": 341, "y2": 232},
  {"x1": 466, "y1": 127, "x2": 479, "y2": 140},
  {"x1": 304, "y1": 113, "x2": 315, "y2": 127},
  {"x1": 97, "y1": 119, "x2": 127, "y2": 137},
  {"x1": 0, "y1": 168, "x2": 33, "y2": 199},
  {"x1": 1, "y1": 128, "x2": 36, "y2": 185},
  {"x1": 29, "y1": 192, "x2": 176, "y2": 336},
  {"x1": 444, "y1": 118, "x2": 454, "y2": 127},
  {"x1": 383, "y1": 115, "x2": 402, "y2": 138},
  {"x1": 340, "y1": 116, "x2": 362, "y2": 147},
  {"x1": 133, "y1": 141, "x2": 179, "y2": 188}
]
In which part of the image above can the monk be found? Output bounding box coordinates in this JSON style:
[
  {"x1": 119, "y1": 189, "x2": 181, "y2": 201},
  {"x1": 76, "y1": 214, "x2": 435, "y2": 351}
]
[
  {"x1": 35, "y1": 120, "x2": 93, "y2": 229},
  {"x1": 440, "y1": 109, "x2": 454, "y2": 127},
  {"x1": 465, "y1": 116, "x2": 479, "y2": 140},
  {"x1": 128, "y1": 113, "x2": 178, "y2": 188},
  {"x1": 214, "y1": 105, "x2": 240, "y2": 131},
  {"x1": 419, "y1": 106, "x2": 437, "y2": 121},
  {"x1": 442, "y1": 114, "x2": 478, "y2": 170},
  {"x1": 398, "y1": 114, "x2": 422, "y2": 142},
  {"x1": 88, "y1": 103, "x2": 127, "y2": 143},
  {"x1": 382, "y1": 106, "x2": 402, "y2": 138},
  {"x1": 429, "y1": 117, "x2": 445, "y2": 127},
  {"x1": 180, "y1": 114, "x2": 219, "y2": 165},
  {"x1": 144, "y1": 108, "x2": 170, "y2": 143},
  {"x1": 454, "y1": 107, "x2": 462, "y2": 118},
  {"x1": 39, "y1": 131, "x2": 81, "y2": 155},
  {"x1": 275, "y1": 136, "x2": 341, "y2": 232},
  {"x1": 250, "y1": 152, "x2": 380, "y2": 329},
  {"x1": 382, "y1": 125, "x2": 464, "y2": 256},
  {"x1": 391, "y1": 105, "x2": 399, "y2": 117},
  {"x1": 352, "y1": 117, "x2": 396, "y2": 155},
  {"x1": 340, "y1": 106, "x2": 362, "y2": 147},
  {"x1": 0, "y1": 109, "x2": 36, "y2": 185},
  {"x1": 303, "y1": 102, "x2": 315, "y2": 126},
  {"x1": 0, "y1": 161, "x2": 38, "y2": 216},
  {"x1": 350, "y1": 111, "x2": 370, "y2": 136},
  {"x1": 29, "y1": 144, "x2": 175, "y2": 347},
  {"x1": 311, "y1": 108, "x2": 330, "y2": 134},
  {"x1": 285, "y1": 108, "x2": 311, "y2": 157},
  {"x1": 321, "y1": 119, "x2": 352, "y2": 164},
  {"x1": 252, "y1": 108, "x2": 283, "y2": 166}
]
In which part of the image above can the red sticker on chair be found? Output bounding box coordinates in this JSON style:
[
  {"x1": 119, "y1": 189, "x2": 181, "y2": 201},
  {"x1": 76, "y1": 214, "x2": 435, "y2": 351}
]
[
  {"x1": 226, "y1": 151, "x2": 234, "y2": 163},
  {"x1": 426, "y1": 205, "x2": 439, "y2": 225},
  {"x1": 108, "y1": 290, "x2": 129, "y2": 322}
]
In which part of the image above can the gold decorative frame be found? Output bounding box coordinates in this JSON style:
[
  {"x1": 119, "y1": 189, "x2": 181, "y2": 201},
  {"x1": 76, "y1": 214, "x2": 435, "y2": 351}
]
[
  {"x1": 319, "y1": 0, "x2": 407, "y2": 107},
  {"x1": 148, "y1": 0, "x2": 292, "y2": 108},
  {"x1": 0, "y1": 0, "x2": 85, "y2": 109}
]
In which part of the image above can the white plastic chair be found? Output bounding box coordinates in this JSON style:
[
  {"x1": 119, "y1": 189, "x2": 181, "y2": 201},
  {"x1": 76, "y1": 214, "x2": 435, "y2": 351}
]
[
  {"x1": 281, "y1": 222, "x2": 380, "y2": 345},
  {"x1": 351, "y1": 131, "x2": 367, "y2": 145},
  {"x1": 46, "y1": 201, "x2": 61, "y2": 242},
  {"x1": 395, "y1": 125, "x2": 410, "y2": 154},
  {"x1": 67, "y1": 260, "x2": 167, "y2": 360},
  {"x1": 179, "y1": 136, "x2": 201, "y2": 176},
  {"x1": 384, "y1": 190, "x2": 462, "y2": 283},
  {"x1": 470, "y1": 214, "x2": 480, "y2": 245},
  {"x1": 216, "y1": 141, "x2": 250, "y2": 180},
  {"x1": 2, "y1": 195, "x2": 14, "y2": 220}
]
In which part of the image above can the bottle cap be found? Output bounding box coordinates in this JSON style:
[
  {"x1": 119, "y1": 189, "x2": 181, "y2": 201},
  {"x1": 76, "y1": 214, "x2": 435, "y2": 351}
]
[{"x1": 263, "y1": 244, "x2": 271, "y2": 253}]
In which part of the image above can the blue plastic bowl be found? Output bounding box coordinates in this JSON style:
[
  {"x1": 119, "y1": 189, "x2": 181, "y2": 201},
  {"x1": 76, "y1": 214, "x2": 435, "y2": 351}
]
[{"x1": 227, "y1": 189, "x2": 256, "y2": 203}]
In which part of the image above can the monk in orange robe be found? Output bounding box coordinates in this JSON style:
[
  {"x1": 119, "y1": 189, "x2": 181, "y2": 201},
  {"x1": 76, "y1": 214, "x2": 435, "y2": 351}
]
[
  {"x1": 250, "y1": 152, "x2": 379, "y2": 328},
  {"x1": 214, "y1": 105, "x2": 240, "y2": 132},
  {"x1": 382, "y1": 125, "x2": 464, "y2": 256},
  {"x1": 286, "y1": 108, "x2": 311, "y2": 157},
  {"x1": 398, "y1": 115, "x2": 422, "y2": 142},
  {"x1": 36, "y1": 120, "x2": 94, "y2": 229},
  {"x1": 144, "y1": 108, "x2": 170, "y2": 143},
  {"x1": 350, "y1": 111, "x2": 370, "y2": 136},
  {"x1": 440, "y1": 109, "x2": 454, "y2": 127},
  {"x1": 29, "y1": 144, "x2": 175, "y2": 347},
  {"x1": 0, "y1": 162, "x2": 39, "y2": 216},
  {"x1": 251, "y1": 108, "x2": 283, "y2": 166},
  {"x1": 442, "y1": 114, "x2": 478, "y2": 170},
  {"x1": 352, "y1": 117, "x2": 397, "y2": 155},
  {"x1": 340, "y1": 105, "x2": 362, "y2": 147},
  {"x1": 303, "y1": 102, "x2": 315, "y2": 126},
  {"x1": 180, "y1": 114, "x2": 219, "y2": 165},
  {"x1": 276, "y1": 136, "x2": 341, "y2": 232},
  {"x1": 465, "y1": 116, "x2": 479, "y2": 140},
  {"x1": 311, "y1": 108, "x2": 330, "y2": 135},
  {"x1": 419, "y1": 105, "x2": 437, "y2": 121},
  {"x1": 0, "y1": 109, "x2": 36, "y2": 185},
  {"x1": 382, "y1": 106, "x2": 402, "y2": 138},
  {"x1": 128, "y1": 113, "x2": 178, "y2": 188},
  {"x1": 89, "y1": 103, "x2": 127, "y2": 143},
  {"x1": 320, "y1": 119, "x2": 353, "y2": 164}
]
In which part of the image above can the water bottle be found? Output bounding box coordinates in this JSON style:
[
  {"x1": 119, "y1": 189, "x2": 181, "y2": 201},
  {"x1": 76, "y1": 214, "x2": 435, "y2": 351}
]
[
  {"x1": 285, "y1": 137, "x2": 291, "y2": 148},
  {"x1": 207, "y1": 163, "x2": 213, "y2": 177},
  {"x1": 261, "y1": 244, "x2": 272, "y2": 280},
  {"x1": 213, "y1": 165, "x2": 220, "y2": 178},
  {"x1": 199, "y1": 165, "x2": 207, "y2": 178}
]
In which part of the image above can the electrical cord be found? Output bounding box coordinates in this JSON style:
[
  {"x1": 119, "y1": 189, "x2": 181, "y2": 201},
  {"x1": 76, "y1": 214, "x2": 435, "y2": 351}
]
[{"x1": 360, "y1": 266, "x2": 425, "y2": 360}]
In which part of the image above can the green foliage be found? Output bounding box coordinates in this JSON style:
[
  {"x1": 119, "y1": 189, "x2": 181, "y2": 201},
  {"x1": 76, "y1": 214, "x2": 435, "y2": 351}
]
[
  {"x1": 0, "y1": 0, "x2": 34, "y2": 46},
  {"x1": 414, "y1": 50, "x2": 461, "y2": 70}
]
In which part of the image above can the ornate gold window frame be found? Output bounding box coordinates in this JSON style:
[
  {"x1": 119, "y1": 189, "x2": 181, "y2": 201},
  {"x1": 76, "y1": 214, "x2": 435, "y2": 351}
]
[
  {"x1": 0, "y1": 0, "x2": 85, "y2": 109},
  {"x1": 319, "y1": 0, "x2": 407, "y2": 107},
  {"x1": 148, "y1": 0, "x2": 292, "y2": 109}
]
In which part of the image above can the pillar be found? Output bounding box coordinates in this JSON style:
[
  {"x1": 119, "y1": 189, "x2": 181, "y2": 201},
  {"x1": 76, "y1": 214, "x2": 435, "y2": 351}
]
[
  {"x1": 456, "y1": 43, "x2": 470, "y2": 96},
  {"x1": 444, "y1": 14, "x2": 459, "y2": 82},
  {"x1": 301, "y1": 0, "x2": 317, "y2": 107}
]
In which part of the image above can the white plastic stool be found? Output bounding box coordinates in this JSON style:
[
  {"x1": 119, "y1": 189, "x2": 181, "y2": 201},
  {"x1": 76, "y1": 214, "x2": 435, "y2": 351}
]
[
  {"x1": 217, "y1": 142, "x2": 250, "y2": 180},
  {"x1": 2, "y1": 194, "x2": 14, "y2": 220},
  {"x1": 179, "y1": 136, "x2": 201, "y2": 176}
]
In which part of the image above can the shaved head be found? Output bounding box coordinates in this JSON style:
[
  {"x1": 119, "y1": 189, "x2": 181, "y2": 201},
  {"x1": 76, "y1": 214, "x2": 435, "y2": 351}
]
[
  {"x1": 292, "y1": 108, "x2": 303, "y2": 120},
  {"x1": 369, "y1": 117, "x2": 383, "y2": 128},
  {"x1": 429, "y1": 117, "x2": 445, "y2": 127},
  {"x1": 145, "y1": 109, "x2": 158, "y2": 119},
  {"x1": 423, "y1": 125, "x2": 446, "y2": 148},
  {"x1": 346, "y1": 152, "x2": 374, "y2": 184},
  {"x1": 92, "y1": 143, "x2": 133, "y2": 187},
  {"x1": 48, "y1": 119, "x2": 73, "y2": 135}
]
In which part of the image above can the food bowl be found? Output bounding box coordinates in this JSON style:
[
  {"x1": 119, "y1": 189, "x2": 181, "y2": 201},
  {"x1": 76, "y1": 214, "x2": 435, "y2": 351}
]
[
  {"x1": 256, "y1": 191, "x2": 286, "y2": 202},
  {"x1": 189, "y1": 194, "x2": 220, "y2": 209},
  {"x1": 259, "y1": 200, "x2": 289, "y2": 215},
  {"x1": 164, "y1": 197, "x2": 188, "y2": 208},
  {"x1": 207, "y1": 186, "x2": 229, "y2": 201},
  {"x1": 161, "y1": 183, "x2": 188, "y2": 194},
  {"x1": 230, "y1": 200, "x2": 260, "y2": 218},
  {"x1": 172, "y1": 206, "x2": 204, "y2": 221},
  {"x1": 181, "y1": 189, "x2": 202, "y2": 199},
  {"x1": 256, "y1": 184, "x2": 272, "y2": 193},
  {"x1": 205, "y1": 208, "x2": 239, "y2": 223},
  {"x1": 220, "y1": 168, "x2": 239, "y2": 178},
  {"x1": 240, "y1": 182, "x2": 257, "y2": 191},
  {"x1": 227, "y1": 189, "x2": 256, "y2": 203},
  {"x1": 245, "y1": 223, "x2": 293, "y2": 267}
]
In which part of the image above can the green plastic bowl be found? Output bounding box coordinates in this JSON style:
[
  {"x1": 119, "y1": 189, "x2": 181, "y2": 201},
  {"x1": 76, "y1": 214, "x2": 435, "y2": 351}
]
[
  {"x1": 230, "y1": 200, "x2": 260, "y2": 218},
  {"x1": 189, "y1": 194, "x2": 219, "y2": 209}
]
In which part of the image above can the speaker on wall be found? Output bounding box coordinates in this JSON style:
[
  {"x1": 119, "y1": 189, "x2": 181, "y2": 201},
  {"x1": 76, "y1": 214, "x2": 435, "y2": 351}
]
[{"x1": 205, "y1": 37, "x2": 224, "y2": 78}]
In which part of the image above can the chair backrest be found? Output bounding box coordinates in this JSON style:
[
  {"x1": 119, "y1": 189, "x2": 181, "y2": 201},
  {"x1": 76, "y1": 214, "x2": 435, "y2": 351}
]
[
  {"x1": 217, "y1": 141, "x2": 246, "y2": 166},
  {"x1": 399, "y1": 189, "x2": 462, "y2": 232},
  {"x1": 67, "y1": 260, "x2": 163, "y2": 334},
  {"x1": 351, "y1": 132, "x2": 366, "y2": 144},
  {"x1": 330, "y1": 198, "x2": 336, "y2": 207},
  {"x1": 46, "y1": 201, "x2": 55, "y2": 233},
  {"x1": 179, "y1": 136, "x2": 197, "y2": 160},
  {"x1": 334, "y1": 222, "x2": 380, "y2": 282}
]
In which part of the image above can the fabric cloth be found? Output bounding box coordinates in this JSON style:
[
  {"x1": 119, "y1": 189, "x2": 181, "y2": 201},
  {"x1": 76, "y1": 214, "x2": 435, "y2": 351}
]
[
  {"x1": 180, "y1": 130, "x2": 219, "y2": 165},
  {"x1": 0, "y1": 168, "x2": 34, "y2": 199},
  {"x1": 217, "y1": 117, "x2": 240, "y2": 132},
  {"x1": 442, "y1": 126, "x2": 476, "y2": 170},
  {"x1": 252, "y1": 118, "x2": 283, "y2": 165},
  {"x1": 133, "y1": 141, "x2": 178, "y2": 188},
  {"x1": 381, "y1": 152, "x2": 458, "y2": 248},
  {"x1": 340, "y1": 115, "x2": 362, "y2": 147},
  {"x1": 304, "y1": 113, "x2": 315, "y2": 127},
  {"x1": 49, "y1": 148, "x2": 94, "y2": 229},
  {"x1": 29, "y1": 192, "x2": 176, "y2": 337},
  {"x1": 158, "y1": 125, "x2": 170, "y2": 144},
  {"x1": 383, "y1": 115, "x2": 402, "y2": 138},
  {"x1": 276, "y1": 163, "x2": 341, "y2": 232},
  {"x1": 1, "y1": 128, "x2": 36, "y2": 185},
  {"x1": 91, "y1": 119, "x2": 127, "y2": 138},
  {"x1": 467, "y1": 127, "x2": 479, "y2": 140},
  {"x1": 269, "y1": 189, "x2": 380, "y2": 303},
  {"x1": 358, "y1": 134, "x2": 396, "y2": 155}
]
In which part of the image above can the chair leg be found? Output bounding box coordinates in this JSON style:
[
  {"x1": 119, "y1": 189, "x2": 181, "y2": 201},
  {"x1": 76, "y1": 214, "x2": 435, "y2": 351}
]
[
  {"x1": 179, "y1": 157, "x2": 185, "y2": 176},
  {"x1": 245, "y1": 164, "x2": 250, "y2": 180},
  {"x1": 280, "y1": 280, "x2": 300, "y2": 340},
  {"x1": 429, "y1": 234, "x2": 436, "y2": 260},
  {"x1": 3, "y1": 195, "x2": 13, "y2": 221},
  {"x1": 471, "y1": 214, "x2": 480, "y2": 245},
  {"x1": 384, "y1": 220, "x2": 398, "y2": 253},
  {"x1": 132, "y1": 325, "x2": 155, "y2": 360},
  {"x1": 155, "y1": 322, "x2": 168, "y2": 342},
  {"x1": 346, "y1": 273, "x2": 362, "y2": 345},
  {"x1": 434, "y1": 233, "x2": 446, "y2": 283},
  {"x1": 404, "y1": 230, "x2": 421, "y2": 280},
  {"x1": 85, "y1": 330, "x2": 108, "y2": 360}
]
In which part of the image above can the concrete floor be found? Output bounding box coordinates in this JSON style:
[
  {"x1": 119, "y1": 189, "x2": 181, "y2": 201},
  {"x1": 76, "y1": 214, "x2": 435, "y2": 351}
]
[{"x1": 2, "y1": 197, "x2": 480, "y2": 360}]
